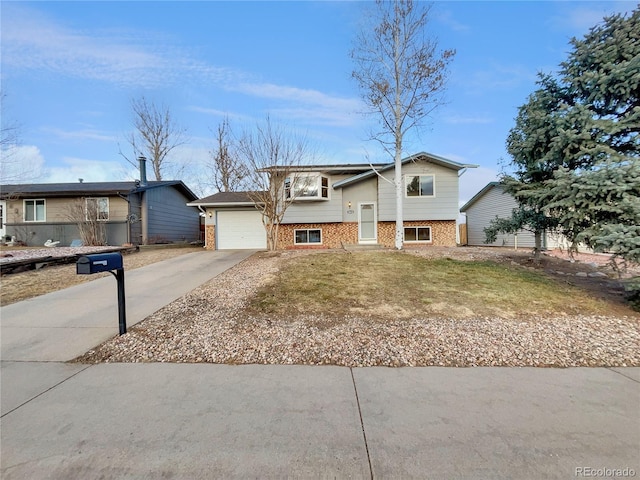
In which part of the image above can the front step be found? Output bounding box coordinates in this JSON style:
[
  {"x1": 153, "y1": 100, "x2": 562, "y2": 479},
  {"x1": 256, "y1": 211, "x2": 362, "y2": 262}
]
[{"x1": 342, "y1": 243, "x2": 386, "y2": 251}]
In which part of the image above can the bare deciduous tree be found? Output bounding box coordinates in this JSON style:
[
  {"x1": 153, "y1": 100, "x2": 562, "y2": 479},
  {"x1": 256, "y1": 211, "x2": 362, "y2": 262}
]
[
  {"x1": 238, "y1": 116, "x2": 314, "y2": 251},
  {"x1": 207, "y1": 117, "x2": 249, "y2": 192},
  {"x1": 120, "y1": 96, "x2": 188, "y2": 181},
  {"x1": 65, "y1": 198, "x2": 107, "y2": 246},
  {"x1": 351, "y1": 0, "x2": 455, "y2": 249}
]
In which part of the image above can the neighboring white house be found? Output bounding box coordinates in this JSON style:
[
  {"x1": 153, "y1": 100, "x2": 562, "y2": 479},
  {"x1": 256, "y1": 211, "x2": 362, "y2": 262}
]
[
  {"x1": 460, "y1": 182, "x2": 567, "y2": 249},
  {"x1": 189, "y1": 152, "x2": 478, "y2": 250}
]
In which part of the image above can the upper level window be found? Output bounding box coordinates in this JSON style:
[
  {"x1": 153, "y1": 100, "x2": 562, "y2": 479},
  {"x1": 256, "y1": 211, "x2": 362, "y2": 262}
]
[
  {"x1": 285, "y1": 174, "x2": 330, "y2": 200},
  {"x1": 406, "y1": 175, "x2": 434, "y2": 197},
  {"x1": 24, "y1": 199, "x2": 46, "y2": 222},
  {"x1": 86, "y1": 197, "x2": 109, "y2": 221}
]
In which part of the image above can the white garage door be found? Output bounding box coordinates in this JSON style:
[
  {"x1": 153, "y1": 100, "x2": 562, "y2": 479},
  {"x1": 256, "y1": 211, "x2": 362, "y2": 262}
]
[{"x1": 217, "y1": 210, "x2": 267, "y2": 249}]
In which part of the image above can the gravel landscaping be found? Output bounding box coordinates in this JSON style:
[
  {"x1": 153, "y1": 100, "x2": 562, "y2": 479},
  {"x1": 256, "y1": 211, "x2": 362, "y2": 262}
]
[{"x1": 76, "y1": 248, "x2": 640, "y2": 367}]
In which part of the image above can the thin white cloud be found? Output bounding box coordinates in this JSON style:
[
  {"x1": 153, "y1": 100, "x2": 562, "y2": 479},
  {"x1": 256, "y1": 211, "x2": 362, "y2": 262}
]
[
  {"x1": 237, "y1": 83, "x2": 361, "y2": 111},
  {"x1": 272, "y1": 106, "x2": 359, "y2": 127},
  {"x1": 459, "y1": 62, "x2": 539, "y2": 94},
  {"x1": 2, "y1": 4, "x2": 239, "y2": 89},
  {"x1": 3, "y1": 4, "x2": 362, "y2": 130},
  {"x1": 234, "y1": 83, "x2": 363, "y2": 127},
  {"x1": 41, "y1": 127, "x2": 116, "y2": 143},
  {"x1": 547, "y1": 3, "x2": 635, "y2": 34},
  {"x1": 188, "y1": 106, "x2": 232, "y2": 118},
  {"x1": 43, "y1": 157, "x2": 131, "y2": 183},
  {"x1": 186, "y1": 106, "x2": 255, "y2": 124},
  {"x1": 0, "y1": 145, "x2": 46, "y2": 183},
  {"x1": 435, "y1": 10, "x2": 471, "y2": 33}
]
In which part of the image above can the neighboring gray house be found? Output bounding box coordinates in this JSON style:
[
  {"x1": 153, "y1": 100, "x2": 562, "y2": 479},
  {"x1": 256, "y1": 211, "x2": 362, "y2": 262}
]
[
  {"x1": 1, "y1": 169, "x2": 200, "y2": 247},
  {"x1": 190, "y1": 152, "x2": 477, "y2": 250},
  {"x1": 460, "y1": 182, "x2": 565, "y2": 249}
]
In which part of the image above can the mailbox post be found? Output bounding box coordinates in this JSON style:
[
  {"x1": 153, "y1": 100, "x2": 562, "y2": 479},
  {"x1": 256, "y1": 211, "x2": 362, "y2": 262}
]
[{"x1": 76, "y1": 252, "x2": 127, "y2": 335}]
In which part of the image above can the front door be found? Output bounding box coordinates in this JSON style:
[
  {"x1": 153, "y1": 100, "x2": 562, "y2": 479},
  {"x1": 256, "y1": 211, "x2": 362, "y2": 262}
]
[
  {"x1": 0, "y1": 201, "x2": 6, "y2": 240},
  {"x1": 358, "y1": 202, "x2": 377, "y2": 244}
]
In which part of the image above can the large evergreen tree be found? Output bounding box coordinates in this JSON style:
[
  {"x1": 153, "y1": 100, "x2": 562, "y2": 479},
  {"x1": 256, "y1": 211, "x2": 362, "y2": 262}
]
[
  {"x1": 542, "y1": 8, "x2": 640, "y2": 262},
  {"x1": 486, "y1": 7, "x2": 639, "y2": 268},
  {"x1": 484, "y1": 77, "x2": 568, "y2": 259}
]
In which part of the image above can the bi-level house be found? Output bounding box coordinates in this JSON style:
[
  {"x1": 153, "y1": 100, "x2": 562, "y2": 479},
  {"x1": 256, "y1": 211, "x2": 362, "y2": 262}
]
[{"x1": 189, "y1": 152, "x2": 477, "y2": 250}]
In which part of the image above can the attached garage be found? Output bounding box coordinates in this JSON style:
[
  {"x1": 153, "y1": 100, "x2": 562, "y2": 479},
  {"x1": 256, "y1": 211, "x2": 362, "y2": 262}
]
[
  {"x1": 188, "y1": 192, "x2": 267, "y2": 251},
  {"x1": 216, "y1": 210, "x2": 267, "y2": 250}
]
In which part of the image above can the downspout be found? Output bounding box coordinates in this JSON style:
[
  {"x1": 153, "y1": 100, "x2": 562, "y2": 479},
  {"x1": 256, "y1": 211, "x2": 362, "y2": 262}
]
[
  {"x1": 116, "y1": 192, "x2": 131, "y2": 244},
  {"x1": 456, "y1": 168, "x2": 469, "y2": 245},
  {"x1": 138, "y1": 156, "x2": 149, "y2": 244},
  {"x1": 195, "y1": 205, "x2": 207, "y2": 248},
  {"x1": 140, "y1": 191, "x2": 149, "y2": 245}
]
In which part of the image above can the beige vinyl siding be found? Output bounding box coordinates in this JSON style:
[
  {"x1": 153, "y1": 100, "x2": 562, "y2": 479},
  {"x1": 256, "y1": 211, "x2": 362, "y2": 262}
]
[
  {"x1": 281, "y1": 174, "x2": 347, "y2": 224},
  {"x1": 378, "y1": 162, "x2": 459, "y2": 221},
  {"x1": 7, "y1": 196, "x2": 129, "y2": 223},
  {"x1": 464, "y1": 185, "x2": 537, "y2": 247}
]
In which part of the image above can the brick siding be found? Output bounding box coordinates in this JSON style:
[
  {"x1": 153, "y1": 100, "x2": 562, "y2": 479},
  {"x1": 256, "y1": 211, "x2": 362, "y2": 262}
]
[
  {"x1": 377, "y1": 220, "x2": 457, "y2": 247},
  {"x1": 277, "y1": 223, "x2": 358, "y2": 249},
  {"x1": 205, "y1": 225, "x2": 216, "y2": 250},
  {"x1": 277, "y1": 220, "x2": 457, "y2": 249}
]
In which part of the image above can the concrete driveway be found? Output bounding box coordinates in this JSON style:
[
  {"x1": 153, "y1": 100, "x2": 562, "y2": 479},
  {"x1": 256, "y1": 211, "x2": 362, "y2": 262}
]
[{"x1": 0, "y1": 250, "x2": 256, "y2": 362}]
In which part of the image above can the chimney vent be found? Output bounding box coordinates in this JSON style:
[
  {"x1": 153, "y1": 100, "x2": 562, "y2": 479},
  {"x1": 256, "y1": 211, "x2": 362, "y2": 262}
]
[{"x1": 138, "y1": 156, "x2": 148, "y2": 187}]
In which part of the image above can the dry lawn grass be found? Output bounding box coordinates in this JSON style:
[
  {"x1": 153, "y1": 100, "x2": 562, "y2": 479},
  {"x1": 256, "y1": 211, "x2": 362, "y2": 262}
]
[
  {"x1": 248, "y1": 251, "x2": 636, "y2": 320},
  {"x1": 0, "y1": 247, "x2": 203, "y2": 306}
]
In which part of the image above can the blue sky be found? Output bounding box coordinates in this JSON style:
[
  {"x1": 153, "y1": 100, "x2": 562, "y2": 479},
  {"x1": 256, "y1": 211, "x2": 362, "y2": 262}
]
[{"x1": 1, "y1": 0, "x2": 635, "y2": 205}]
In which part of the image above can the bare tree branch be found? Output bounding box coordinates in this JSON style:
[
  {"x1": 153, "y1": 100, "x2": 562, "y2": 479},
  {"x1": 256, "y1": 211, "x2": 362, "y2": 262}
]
[
  {"x1": 238, "y1": 116, "x2": 315, "y2": 251},
  {"x1": 119, "y1": 96, "x2": 188, "y2": 181},
  {"x1": 206, "y1": 117, "x2": 250, "y2": 192}
]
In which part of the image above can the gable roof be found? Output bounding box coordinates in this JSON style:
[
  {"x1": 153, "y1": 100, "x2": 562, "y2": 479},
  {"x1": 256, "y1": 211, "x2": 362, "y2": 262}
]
[
  {"x1": 333, "y1": 152, "x2": 478, "y2": 189},
  {"x1": 0, "y1": 181, "x2": 199, "y2": 201},
  {"x1": 188, "y1": 191, "x2": 262, "y2": 207},
  {"x1": 258, "y1": 163, "x2": 388, "y2": 175},
  {"x1": 190, "y1": 152, "x2": 479, "y2": 206},
  {"x1": 459, "y1": 181, "x2": 502, "y2": 212}
]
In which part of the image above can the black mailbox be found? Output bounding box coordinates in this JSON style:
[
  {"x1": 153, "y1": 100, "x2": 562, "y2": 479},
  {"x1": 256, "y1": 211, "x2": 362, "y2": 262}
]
[
  {"x1": 76, "y1": 251, "x2": 127, "y2": 335},
  {"x1": 77, "y1": 253, "x2": 123, "y2": 275}
]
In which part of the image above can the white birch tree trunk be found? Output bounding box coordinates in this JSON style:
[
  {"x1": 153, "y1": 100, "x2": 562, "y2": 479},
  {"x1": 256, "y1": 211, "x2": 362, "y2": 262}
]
[{"x1": 395, "y1": 150, "x2": 403, "y2": 250}]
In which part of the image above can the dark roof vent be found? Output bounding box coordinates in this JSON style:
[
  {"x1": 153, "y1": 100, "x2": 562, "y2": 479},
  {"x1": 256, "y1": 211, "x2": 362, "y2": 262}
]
[{"x1": 138, "y1": 156, "x2": 148, "y2": 187}]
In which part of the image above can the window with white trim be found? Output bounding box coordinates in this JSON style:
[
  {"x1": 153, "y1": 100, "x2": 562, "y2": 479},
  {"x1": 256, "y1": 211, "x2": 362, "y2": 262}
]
[
  {"x1": 294, "y1": 228, "x2": 322, "y2": 245},
  {"x1": 285, "y1": 175, "x2": 329, "y2": 200},
  {"x1": 86, "y1": 197, "x2": 109, "y2": 221},
  {"x1": 406, "y1": 175, "x2": 434, "y2": 197},
  {"x1": 404, "y1": 226, "x2": 432, "y2": 242},
  {"x1": 24, "y1": 199, "x2": 46, "y2": 222}
]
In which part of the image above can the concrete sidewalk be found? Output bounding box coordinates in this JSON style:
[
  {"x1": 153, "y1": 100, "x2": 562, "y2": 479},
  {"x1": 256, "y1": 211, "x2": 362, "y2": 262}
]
[
  {"x1": 1, "y1": 364, "x2": 638, "y2": 479},
  {"x1": 1, "y1": 249, "x2": 639, "y2": 479},
  {"x1": 0, "y1": 250, "x2": 255, "y2": 362}
]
